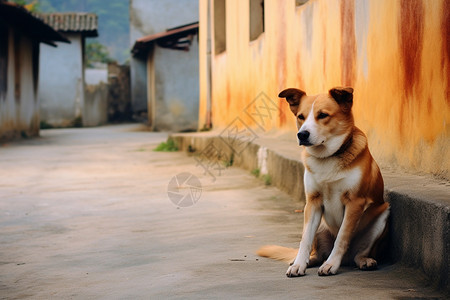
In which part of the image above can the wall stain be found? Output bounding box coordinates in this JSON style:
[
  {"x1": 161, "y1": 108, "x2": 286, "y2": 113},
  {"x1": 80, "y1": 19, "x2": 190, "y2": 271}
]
[
  {"x1": 32, "y1": 40, "x2": 39, "y2": 98},
  {"x1": 129, "y1": 1, "x2": 145, "y2": 34},
  {"x1": 0, "y1": 22, "x2": 8, "y2": 101},
  {"x1": 277, "y1": 6, "x2": 287, "y2": 127},
  {"x1": 442, "y1": 0, "x2": 450, "y2": 103},
  {"x1": 226, "y1": 78, "x2": 230, "y2": 109},
  {"x1": 341, "y1": 0, "x2": 356, "y2": 86},
  {"x1": 277, "y1": 6, "x2": 287, "y2": 91},
  {"x1": 399, "y1": 0, "x2": 424, "y2": 97},
  {"x1": 278, "y1": 95, "x2": 286, "y2": 127},
  {"x1": 295, "y1": 52, "x2": 304, "y2": 88},
  {"x1": 322, "y1": 29, "x2": 327, "y2": 78},
  {"x1": 14, "y1": 32, "x2": 20, "y2": 103},
  {"x1": 398, "y1": 0, "x2": 424, "y2": 137}
]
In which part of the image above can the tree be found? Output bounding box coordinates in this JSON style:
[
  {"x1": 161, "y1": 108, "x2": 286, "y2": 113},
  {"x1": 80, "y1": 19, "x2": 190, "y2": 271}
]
[
  {"x1": 85, "y1": 41, "x2": 114, "y2": 68},
  {"x1": 10, "y1": 0, "x2": 40, "y2": 12}
]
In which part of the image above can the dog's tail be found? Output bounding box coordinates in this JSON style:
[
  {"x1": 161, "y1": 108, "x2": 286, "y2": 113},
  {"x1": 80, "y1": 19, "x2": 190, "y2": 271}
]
[{"x1": 256, "y1": 245, "x2": 298, "y2": 263}]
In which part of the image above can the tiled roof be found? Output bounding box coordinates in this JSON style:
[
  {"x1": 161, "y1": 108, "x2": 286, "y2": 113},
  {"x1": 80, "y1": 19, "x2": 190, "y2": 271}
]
[
  {"x1": 132, "y1": 22, "x2": 199, "y2": 56},
  {"x1": 36, "y1": 13, "x2": 98, "y2": 37}
]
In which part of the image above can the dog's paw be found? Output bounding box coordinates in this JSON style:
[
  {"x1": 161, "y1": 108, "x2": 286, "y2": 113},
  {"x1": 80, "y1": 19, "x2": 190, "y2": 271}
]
[
  {"x1": 357, "y1": 257, "x2": 377, "y2": 270},
  {"x1": 286, "y1": 263, "x2": 307, "y2": 277},
  {"x1": 318, "y1": 262, "x2": 338, "y2": 276}
]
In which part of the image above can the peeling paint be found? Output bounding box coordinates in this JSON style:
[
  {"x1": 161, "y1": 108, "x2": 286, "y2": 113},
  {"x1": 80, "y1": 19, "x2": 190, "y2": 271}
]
[
  {"x1": 0, "y1": 22, "x2": 8, "y2": 101},
  {"x1": 399, "y1": 0, "x2": 424, "y2": 97},
  {"x1": 276, "y1": 5, "x2": 287, "y2": 92},
  {"x1": 442, "y1": 0, "x2": 450, "y2": 103},
  {"x1": 340, "y1": 0, "x2": 356, "y2": 86}
]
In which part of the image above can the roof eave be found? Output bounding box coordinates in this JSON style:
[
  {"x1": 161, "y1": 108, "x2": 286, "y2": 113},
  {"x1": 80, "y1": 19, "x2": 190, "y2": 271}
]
[
  {"x1": 0, "y1": 2, "x2": 70, "y2": 44},
  {"x1": 131, "y1": 22, "x2": 199, "y2": 57}
]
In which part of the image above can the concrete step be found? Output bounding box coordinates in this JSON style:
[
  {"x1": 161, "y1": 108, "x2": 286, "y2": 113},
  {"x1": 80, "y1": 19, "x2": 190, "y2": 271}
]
[{"x1": 171, "y1": 131, "x2": 450, "y2": 294}]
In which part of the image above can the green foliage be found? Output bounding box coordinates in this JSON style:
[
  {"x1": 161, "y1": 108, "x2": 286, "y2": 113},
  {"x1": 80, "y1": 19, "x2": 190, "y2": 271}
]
[
  {"x1": 20, "y1": 130, "x2": 29, "y2": 138},
  {"x1": 262, "y1": 174, "x2": 272, "y2": 186},
  {"x1": 223, "y1": 153, "x2": 234, "y2": 167},
  {"x1": 251, "y1": 168, "x2": 271, "y2": 185},
  {"x1": 9, "y1": 0, "x2": 41, "y2": 12},
  {"x1": 251, "y1": 168, "x2": 260, "y2": 177},
  {"x1": 10, "y1": 0, "x2": 28, "y2": 6},
  {"x1": 154, "y1": 139, "x2": 179, "y2": 152},
  {"x1": 85, "y1": 41, "x2": 114, "y2": 67},
  {"x1": 200, "y1": 125, "x2": 212, "y2": 132},
  {"x1": 72, "y1": 116, "x2": 83, "y2": 128},
  {"x1": 40, "y1": 120, "x2": 53, "y2": 129},
  {"x1": 187, "y1": 145, "x2": 196, "y2": 153}
]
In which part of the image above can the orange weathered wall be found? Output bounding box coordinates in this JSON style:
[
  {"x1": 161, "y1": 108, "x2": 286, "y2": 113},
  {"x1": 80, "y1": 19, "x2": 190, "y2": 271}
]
[{"x1": 199, "y1": 0, "x2": 449, "y2": 179}]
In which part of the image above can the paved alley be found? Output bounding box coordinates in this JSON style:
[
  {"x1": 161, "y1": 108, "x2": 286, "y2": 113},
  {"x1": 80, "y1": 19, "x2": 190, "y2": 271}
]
[{"x1": 0, "y1": 125, "x2": 444, "y2": 299}]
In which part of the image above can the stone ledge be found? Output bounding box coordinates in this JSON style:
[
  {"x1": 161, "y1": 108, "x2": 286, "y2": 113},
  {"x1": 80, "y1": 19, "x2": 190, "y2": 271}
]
[{"x1": 170, "y1": 132, "x2": 450, "y2": 294}]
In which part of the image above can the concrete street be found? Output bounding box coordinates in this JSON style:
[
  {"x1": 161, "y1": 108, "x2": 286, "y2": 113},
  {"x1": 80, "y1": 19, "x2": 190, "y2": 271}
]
[{"x1": 0, "y1": 125, "x2": 444, "y2": 299}]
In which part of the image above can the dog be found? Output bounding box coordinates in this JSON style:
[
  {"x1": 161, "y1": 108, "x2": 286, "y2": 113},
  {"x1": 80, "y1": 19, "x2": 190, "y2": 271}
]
[{"x1": 257, "y1": 87, "x2": 390, "y2": 277}]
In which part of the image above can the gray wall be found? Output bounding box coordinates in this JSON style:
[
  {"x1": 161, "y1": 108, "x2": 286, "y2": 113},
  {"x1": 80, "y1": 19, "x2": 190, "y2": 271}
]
[
  {"x1": 129, "y1": 0, "x2": 199, "y2": 116},
  {"x1": 151, "y1": 37, "x2": 199, "y2": 131},
  {"x1": 84, "y1": 82, "x2": 108, "y2": 127},
  {"x1": 39, "y1": 33, "x2": 84, "y2": 127},
  {"x1": 130, "y1": 0, "x2": 198, "y2": 42},
  {"x1": 0, "y1": 25, "x2": 40, "y2": 141},
  {"x1": 129, "y1": 56, "x2": 147, "y2": 113}
]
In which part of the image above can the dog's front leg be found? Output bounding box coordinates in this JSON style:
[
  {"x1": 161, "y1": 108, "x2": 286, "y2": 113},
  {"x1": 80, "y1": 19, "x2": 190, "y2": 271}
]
[
  {"x1": 318, "y1": 198, "x2": 365, "y2": 276},
  {"x1": 286, "y1": 198, "x2": 322, "y2": 277}
]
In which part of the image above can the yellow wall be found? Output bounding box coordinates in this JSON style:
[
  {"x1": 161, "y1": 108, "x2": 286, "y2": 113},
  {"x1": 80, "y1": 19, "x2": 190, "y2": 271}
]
[{"x1": 198, "y1": 0, "x2": 449, "y2": 179}]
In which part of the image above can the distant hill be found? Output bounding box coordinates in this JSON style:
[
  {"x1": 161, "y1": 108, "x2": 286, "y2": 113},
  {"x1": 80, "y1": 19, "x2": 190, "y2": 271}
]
[{"x1": 19, "y1": 0, "x2": 130, "y2": 64}]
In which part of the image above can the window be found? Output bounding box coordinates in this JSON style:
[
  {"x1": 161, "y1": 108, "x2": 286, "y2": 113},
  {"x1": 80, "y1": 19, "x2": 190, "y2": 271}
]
[
  {"x1": 295, "y1": 0, "x2": 309, "y2": 6},
  {"x1": 214, "y1": 0, "x2": 226, "y2": 54},
  {"x1": 250, "y1": 0, "x2": 264, "y2": 41}
]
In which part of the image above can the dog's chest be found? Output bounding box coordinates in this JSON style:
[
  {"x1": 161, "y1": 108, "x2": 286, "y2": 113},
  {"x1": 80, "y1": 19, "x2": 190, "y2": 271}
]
[
  {"x1": 305, "y1": 157, "x2": 362, "y2": 231},
  {"x1": 320, "y1": 182, "x2": 347, "y2": 232}
]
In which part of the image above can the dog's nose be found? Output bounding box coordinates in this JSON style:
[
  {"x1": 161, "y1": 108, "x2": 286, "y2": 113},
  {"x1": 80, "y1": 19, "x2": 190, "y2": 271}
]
[{"x1": 297, "y1": 130, "x2": 310, "y2": 142}]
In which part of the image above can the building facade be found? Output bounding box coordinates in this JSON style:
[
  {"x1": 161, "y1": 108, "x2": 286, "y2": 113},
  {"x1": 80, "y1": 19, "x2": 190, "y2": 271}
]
[
  {"x1": 198, "y1": 0, "x2": 450, "y2": 179},
  {"x1": 0, "y1": 2, "x2": 69, "y2": 141},
  {"x1": 132, "y1": 22, "x2": 199, "y2": 131},
  {"x1": 37, "y1": 13, "x2": 98, "y2": 128},
  {"x1": 130, "y1": 0, "x2": 199, "y2": 131}
]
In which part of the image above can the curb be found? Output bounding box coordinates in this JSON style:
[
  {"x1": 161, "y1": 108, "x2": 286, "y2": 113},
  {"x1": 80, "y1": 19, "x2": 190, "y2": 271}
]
[{"x1": 170, "y1": 132, "x2": 450, "y2": 294}]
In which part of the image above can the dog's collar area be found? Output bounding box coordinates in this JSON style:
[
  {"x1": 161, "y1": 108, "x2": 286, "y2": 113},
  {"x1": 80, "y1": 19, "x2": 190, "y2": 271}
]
[{"x1": 332, "y1": 132, "x2": 353, "y2": 157}]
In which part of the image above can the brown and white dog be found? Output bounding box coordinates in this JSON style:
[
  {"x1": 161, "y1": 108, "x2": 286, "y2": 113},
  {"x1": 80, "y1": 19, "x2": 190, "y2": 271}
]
[{"x1": 257, "y1": 87, "x2": 389, "y2": 277}]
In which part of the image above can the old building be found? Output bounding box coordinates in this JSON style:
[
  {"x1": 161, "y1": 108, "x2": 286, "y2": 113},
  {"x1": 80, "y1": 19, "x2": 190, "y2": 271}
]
[
  {"x1": 132, "y1": 22, "x2": 199, "y2": 131},
  {"x1": 0, "y1": 1, "x2": 69, "y2": 141},
  {"x1": 37, "y1": 12, "x2": 99, "y2": 127},
  {"x1": 198, "y1": 0, "x2": 449, "y2": 178},
  {"x1": 130, "y1": 0, "x2": 199, "y2": 131}
]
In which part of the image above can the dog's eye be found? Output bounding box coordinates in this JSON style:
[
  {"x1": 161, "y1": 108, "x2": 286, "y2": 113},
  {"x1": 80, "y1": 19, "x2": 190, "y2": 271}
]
[
  {"x1": 317, "y1": 112, "x2": 329, "y2": 120},
  {"x1": 298, "y1": 114, "x2": 305, "y2": 120}
]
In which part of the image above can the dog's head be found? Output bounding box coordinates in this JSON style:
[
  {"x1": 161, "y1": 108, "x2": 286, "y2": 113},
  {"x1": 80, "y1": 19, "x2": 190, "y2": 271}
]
[{"x1": 279, "y1": 87, "x2": 354, "y2": 158}]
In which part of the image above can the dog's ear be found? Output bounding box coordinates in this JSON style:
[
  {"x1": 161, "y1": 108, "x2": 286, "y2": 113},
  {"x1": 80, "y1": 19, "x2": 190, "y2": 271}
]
[
  {"x1": 329, "y1": 87, "x2": 353, "y2": 113},
  {"x1": 278, "y1": 88, "x2": 306, "y2": 115}
]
